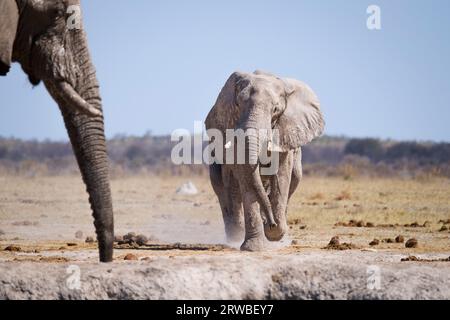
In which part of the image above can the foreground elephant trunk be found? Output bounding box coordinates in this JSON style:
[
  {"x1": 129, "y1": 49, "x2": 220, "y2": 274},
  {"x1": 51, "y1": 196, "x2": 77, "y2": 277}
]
[
  {"x1": 43, "y1": 25, "x2": 114, "y2": 263},
  {"x1": 44, "y1": 50, "x2": 114, "y2": 261},
  {"x1": 0, "y1": 0, "x2": 114, "y2": 262}
]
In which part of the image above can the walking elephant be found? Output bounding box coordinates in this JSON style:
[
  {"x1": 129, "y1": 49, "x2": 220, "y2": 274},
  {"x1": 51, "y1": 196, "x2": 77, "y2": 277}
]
[
  {"x1": 205, "y1": 71, "x2": 324, "y2": 251},
  {"x1": 0, "y1": 0, "x2": 114, "y2": 262}
]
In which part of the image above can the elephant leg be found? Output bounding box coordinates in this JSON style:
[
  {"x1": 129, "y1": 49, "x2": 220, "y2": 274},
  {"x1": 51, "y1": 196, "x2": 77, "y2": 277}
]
[
  {"x1": 265, "y1": 152, "x2": 293, "y2": 241},
  {"x1": 225, "y1": 172, "x2": 244, "y2": 242},
  {"x1": 210, "y1": 164, "x2": 244, "y2": 243},
  {"x1": 288, "y1": 148, "x2": 302, "y2": 201},
  {"x1": 235, "y1": 166, "x2": 266, "y2": 251}
]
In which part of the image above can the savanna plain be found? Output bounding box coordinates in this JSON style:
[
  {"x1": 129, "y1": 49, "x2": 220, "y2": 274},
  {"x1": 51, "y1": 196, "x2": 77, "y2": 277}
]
[{"x1": 0, "y1": 174, "x2": 449, "y2": 299}]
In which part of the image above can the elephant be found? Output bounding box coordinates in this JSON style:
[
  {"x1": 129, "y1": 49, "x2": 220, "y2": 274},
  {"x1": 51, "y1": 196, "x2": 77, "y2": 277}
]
[
  {"x1": 0, "y1": 0, "x2": 114, "y2": 262},
  {"x1": 205, "y1": 70, "x2": 324, "y2": 251}
]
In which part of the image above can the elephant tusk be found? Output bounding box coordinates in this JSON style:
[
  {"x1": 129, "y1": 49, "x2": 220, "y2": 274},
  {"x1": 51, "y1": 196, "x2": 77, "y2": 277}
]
[{"x1": 56, "y1": 81, "x2": 103, "y2": 117}]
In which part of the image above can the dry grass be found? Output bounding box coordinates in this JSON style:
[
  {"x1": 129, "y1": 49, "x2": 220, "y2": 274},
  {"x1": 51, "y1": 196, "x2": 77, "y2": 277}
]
[{"x1": 0, "y1": 174, "x2": 449, "y2": 254}]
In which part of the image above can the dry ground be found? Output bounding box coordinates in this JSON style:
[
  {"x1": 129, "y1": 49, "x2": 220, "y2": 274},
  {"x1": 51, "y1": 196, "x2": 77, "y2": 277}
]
[{"x1": 0, "y1": 174, "x2": 449, "y2": 299}]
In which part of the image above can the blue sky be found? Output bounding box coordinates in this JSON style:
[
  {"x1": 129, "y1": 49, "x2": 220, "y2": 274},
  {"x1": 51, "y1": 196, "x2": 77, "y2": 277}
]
[{"x1": 1, "y1": 0, "x2": 449, "y2": 142}]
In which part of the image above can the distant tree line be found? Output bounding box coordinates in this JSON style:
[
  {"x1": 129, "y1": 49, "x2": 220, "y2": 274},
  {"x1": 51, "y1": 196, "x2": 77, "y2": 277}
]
[{"x1": 0, "y1": 135, "x2": 449, "y2": 178}]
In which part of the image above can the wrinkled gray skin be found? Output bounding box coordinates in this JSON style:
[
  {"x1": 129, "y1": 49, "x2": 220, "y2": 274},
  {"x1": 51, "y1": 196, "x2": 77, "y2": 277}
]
[
  {"x1": 0, "y1": 0, "x2": 113, "y2": 262},
  {"x1": 206, "y1": 71, "x2": 324, "y2": 251}
]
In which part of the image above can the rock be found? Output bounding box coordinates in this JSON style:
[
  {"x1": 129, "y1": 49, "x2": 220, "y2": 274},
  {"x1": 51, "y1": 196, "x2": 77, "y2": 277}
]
[
  {"x1": 439, "y1": 226, "x2": 448, "y2": 232},
  {"x1": 328, "y1": 236, "x2": 340, "y2": 246},
  {"x1": 401, "y1": 255, "x2": 419, "y2": 262},
  {"x1": 405, "y1": 238, "x2": 418, "y2": 248},
  {"x1": 369, "y1": 239, "x2": 380, "y2": 246},
  {"x1": 4, "y1": 245, "x2": 21, "y2": 252},
  {"x1": 176, "y1": 181, "x2": 198, "y2": 195},
  {"x1": 124, "y1": 253, "x2": 138, "y2": 261},
  {"x1": 366, "y1": 222, "x2": 375, "y2": 228},
  {"x1": 66, "y1": 243, "x2": 77, "y2": 247},
  {"x1": 383, "y1": 238, "x2": 394, "y2": 243},
  {"x1": 85, "y1": 236, "x2": 95, "y2": 243},
  {"x1": 136, "y1": 234, "x2": 148, "y2": 246},
  {"x1": 123, "y1": 232, "x2": 137, "y2": 241},
  {"x1": 114, "y1": 235, "x2": 124, "y2": 242},
  {"x1": 395, "y1": 235, "x2": 405, "y2": 243},
  {"x1": 75, "y1": 230, "x2": 83, "y2": 239},
  {"x1": 291, "y1": 240, "x2": 300, "y2": 245}
]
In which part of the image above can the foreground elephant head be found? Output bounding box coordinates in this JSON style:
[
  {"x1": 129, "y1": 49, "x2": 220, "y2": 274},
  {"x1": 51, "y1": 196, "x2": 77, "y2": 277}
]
[
  {"x1": 206, "y1": 71, "x2": 324, "y2": 250},
  {"x1": 0, "y1": 0, "x2": 114, "y2": 262}
]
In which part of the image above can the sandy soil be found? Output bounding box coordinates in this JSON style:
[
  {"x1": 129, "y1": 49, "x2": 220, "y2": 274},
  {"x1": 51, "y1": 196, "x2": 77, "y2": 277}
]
[{"x1": 0, "y1": 175, "x2": 449, "y2": 299}]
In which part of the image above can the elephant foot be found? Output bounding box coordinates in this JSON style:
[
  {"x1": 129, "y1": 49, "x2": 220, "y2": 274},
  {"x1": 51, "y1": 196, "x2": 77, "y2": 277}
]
[{"x1": 240, "y1": 237, "x2": 266, "y2": 252}]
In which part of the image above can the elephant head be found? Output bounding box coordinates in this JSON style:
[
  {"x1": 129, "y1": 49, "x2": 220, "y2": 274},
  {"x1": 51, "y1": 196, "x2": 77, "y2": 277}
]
[
  {"x1": 0, "y1": 0, "x2": 114, "y2": 262},
  {"x1": 205, "y1": 70, "x2": 324, "y2": 239}
]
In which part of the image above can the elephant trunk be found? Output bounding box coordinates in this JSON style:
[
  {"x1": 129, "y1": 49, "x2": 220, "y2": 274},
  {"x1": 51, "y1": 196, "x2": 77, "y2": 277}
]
[
  {"x1": 244, "y1": 127, "x2": 276, "y2": 228},
  {"x1": 44, "y1": 34, "x2": 114, "y2": 262}
]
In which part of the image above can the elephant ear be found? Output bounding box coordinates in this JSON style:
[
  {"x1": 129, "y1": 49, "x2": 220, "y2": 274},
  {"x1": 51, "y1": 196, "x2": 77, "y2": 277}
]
[
  {"x1": 205, "y1": 71, "x2": 249, "y2": 132},
  {"x1": 0, "y1": 0, "x2": 19, "y2": 76},
  {"x1": 273, "y1": 79, "x2": 324, "y2": 150}
]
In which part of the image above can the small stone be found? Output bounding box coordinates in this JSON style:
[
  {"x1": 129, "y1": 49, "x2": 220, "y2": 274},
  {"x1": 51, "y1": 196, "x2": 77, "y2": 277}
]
[
  {"x1": 124, "y1": 253, "x2": 138, "y2": 261},
  {"x1": 401, "y1": 255, "x2": 419, "y2": 262},
  {"x1": 114, "y1": 235, "x2": 124, "y2": 242},
  {"x1": 66, "y1": 243, "x2": 77, "y2": 247},
  {"x1": 439, "y1": 226, "x2": 448, "y2": 232},
  {"x1": 291, "y1": 239, "x2": 300, "y2": 245},
  {"x1": 366, "y1": 222, "x2": 375, "y2": 228},
  {"x1": 4, "y1": 245, "x2": 21, "y2": 252},
  {"x1": 328, "y1": 236, "x2": 340, "y2": 246},
  {"x1": 85, "y1": 236, "x2": 95, "y2": 243},
  {"x1": 176, "y1": 181, "x2": 198, "y2": 195},
  {"x1": 369, "y1": 239, "x2": 380, "y2": 246},
  {"x1": 136, "y1": 234, "x2": 148, "y2": 246},
  {"x1": 395, "y1": 235, "x2": 405, "y2": 243},
  {"x1": 140, "y1": 257, "x2": 151, "y2": 261},
  {"x1": 75, "y1": 230, "x2": 83, "y2": 239},
  {"x1": 123, "y1": 232, "x2": 137, "y2": 241},
  {"x1": 405, "y1": 238, "x2": 418, "y2": 248}
]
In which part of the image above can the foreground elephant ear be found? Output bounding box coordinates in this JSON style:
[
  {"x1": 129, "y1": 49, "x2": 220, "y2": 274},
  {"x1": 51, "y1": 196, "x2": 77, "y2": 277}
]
[
  {"x1": 205, "y1": 72, "x2": 249, "y2": 132},
  {"x1": 0, "y1": 0, "x2": 19, "y2": 76},
  {"x1": 274, "y1": 79, "x2": 325, "y2": 150}
]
